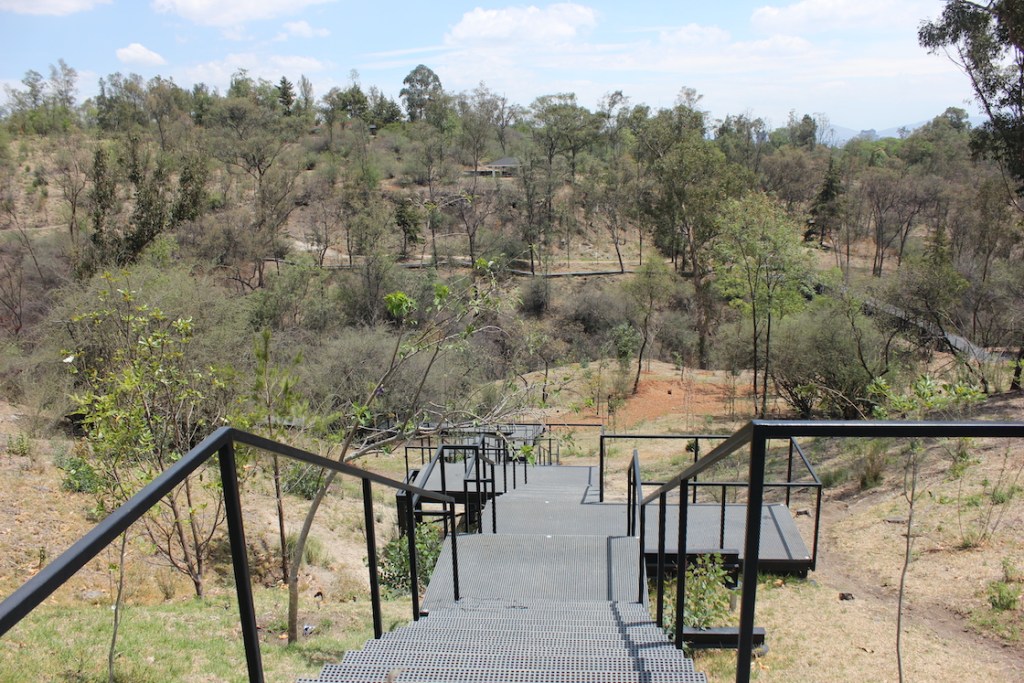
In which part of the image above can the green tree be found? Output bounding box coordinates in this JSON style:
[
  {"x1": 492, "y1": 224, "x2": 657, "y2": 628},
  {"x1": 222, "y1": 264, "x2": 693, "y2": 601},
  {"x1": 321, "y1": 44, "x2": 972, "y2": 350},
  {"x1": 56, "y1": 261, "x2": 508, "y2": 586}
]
[
  {"x1": 920, "y1": 2, "x2": 1024, "y2": 196},
  {"x1": 277, "y1": 76, "x2": 295, "y2": 115},
  {"x1": 284, "y1": 273, "x2": 520, "y2": 643},
  {"x1": 400, "y1": 64, "x2": 443, "y2": 123},
  {"x1": 248, "y1": 329, "x2": 303, "y2": 584},
  {"x1": 623, "y1": 260, "x2": 673, "y2": 394},
  {"x1": 634, "y1": 100, "x2": 745, "y2": 367},
  {"x1": 67, "y1": 273, "x2": 233, "y2": 598},
  {"x1": 809, "y1": 156, "x2": 844, "y2": 248},
  {"x1": 713, "y1": 192, "x2": 811, "y2": 416}
]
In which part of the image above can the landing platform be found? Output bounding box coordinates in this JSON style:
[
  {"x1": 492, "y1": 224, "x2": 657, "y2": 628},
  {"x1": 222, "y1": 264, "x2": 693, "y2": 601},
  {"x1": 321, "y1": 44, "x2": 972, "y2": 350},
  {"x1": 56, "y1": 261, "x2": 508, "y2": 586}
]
[
  {"x1": 637, "y1": 501, "x2": 812, "y2": 573},
  {"x1": 422, "y1": 534, "x2": 641, "y2": 611},
  {"x1": 417, "y1": 464, "x2": 812, "y2": 574}
]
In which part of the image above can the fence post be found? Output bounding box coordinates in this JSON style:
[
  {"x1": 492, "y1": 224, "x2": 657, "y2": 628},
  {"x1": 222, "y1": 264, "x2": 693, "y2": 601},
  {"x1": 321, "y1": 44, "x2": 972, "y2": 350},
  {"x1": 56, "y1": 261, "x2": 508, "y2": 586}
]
[{"x1": 219, "y1": 441, "x2": 265, "y2": 683}]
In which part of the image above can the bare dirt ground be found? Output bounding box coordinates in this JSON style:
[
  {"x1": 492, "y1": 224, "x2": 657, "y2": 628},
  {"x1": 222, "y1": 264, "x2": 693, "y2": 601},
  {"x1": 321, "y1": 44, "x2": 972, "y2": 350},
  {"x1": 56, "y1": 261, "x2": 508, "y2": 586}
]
[
  {"x1": 541, "y1": 361, "x2": 1024, "y2": 682},
  {"x1": 2, "y1": 363, "x2": 1022, "y2": 681}
]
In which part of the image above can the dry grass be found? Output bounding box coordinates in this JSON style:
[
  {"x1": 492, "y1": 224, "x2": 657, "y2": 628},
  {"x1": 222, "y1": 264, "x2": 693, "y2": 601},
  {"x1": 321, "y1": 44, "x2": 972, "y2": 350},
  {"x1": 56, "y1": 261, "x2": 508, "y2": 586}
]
[{"x1": 2, "y1": 374, "x2": 1023, "y2": 681}]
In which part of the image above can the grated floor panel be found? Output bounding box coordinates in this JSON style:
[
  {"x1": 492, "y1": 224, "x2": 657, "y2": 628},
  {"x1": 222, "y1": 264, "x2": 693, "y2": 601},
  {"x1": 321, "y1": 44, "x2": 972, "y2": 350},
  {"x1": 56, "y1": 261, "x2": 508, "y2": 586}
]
[{"x1": 300, "y1": 464, "x2": 713, "y2": 683}]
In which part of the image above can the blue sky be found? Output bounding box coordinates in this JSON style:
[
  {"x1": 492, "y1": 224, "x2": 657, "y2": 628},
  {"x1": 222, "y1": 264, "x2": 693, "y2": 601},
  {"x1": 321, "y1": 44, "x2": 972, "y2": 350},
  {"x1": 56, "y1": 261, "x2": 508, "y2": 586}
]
[{"x1": 0, "y1": 0, "x2": 976, "y2": 131}]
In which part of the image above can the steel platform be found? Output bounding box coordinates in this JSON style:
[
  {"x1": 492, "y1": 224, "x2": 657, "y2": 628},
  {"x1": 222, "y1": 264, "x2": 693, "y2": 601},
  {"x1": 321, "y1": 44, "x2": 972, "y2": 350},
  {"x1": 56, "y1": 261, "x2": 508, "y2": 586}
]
[{"x1": 417, "y1": 464, "x2": 812, "y2": 574}]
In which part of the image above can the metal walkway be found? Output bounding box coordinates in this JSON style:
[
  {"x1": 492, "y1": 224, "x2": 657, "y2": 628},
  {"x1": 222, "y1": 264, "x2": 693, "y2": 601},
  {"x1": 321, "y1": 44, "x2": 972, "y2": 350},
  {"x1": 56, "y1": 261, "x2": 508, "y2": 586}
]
[{"x1": 299, "y1": 464, "x2": 707, "y2": 683}]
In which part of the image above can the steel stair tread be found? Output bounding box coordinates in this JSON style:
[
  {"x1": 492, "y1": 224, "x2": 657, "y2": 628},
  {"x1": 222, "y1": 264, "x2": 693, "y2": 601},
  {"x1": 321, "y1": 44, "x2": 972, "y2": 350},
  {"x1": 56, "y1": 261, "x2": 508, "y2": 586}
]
[{"x1": 302, "y1": 663, "x2": 707, "y2": 683}]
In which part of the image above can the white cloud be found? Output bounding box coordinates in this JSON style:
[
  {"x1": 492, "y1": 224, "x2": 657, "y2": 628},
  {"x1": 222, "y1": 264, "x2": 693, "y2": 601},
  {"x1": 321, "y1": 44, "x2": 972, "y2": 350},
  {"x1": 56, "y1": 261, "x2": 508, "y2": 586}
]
[
  {"x1": 151, "y1": 0, "x2": 336, "y2": 27},
  {"x1": 657, "y1": 24, "x2": 731, "y2": 47},
  {"x1": 446, "y1": 3, "x2": 597, "y2": 46},
  {"x1": 180, "y1": 53, "x2": 326, "y2": 93},
  {"x1": 0, "y1": 0, "x2": 109, "y2": 14},
  {"x1": 751, "y1": 0, "x2": 935, "y2": 34},
  {"x1": 268, "y1": 55, "x2": 326, "y2": 72},
  {"x1": 281, "y1": 20, "x2": 329, "y2": 39},
  {"x1": 116, "y1": 43, "x2": 167, "y2": 66}
]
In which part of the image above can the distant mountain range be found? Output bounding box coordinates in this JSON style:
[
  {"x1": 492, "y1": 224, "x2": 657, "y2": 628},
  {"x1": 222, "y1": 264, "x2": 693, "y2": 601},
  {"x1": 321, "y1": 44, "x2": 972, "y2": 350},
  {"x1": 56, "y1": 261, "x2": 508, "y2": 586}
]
[{"x1": 825, "y1": 116, "x2": 987, "y2": 146}]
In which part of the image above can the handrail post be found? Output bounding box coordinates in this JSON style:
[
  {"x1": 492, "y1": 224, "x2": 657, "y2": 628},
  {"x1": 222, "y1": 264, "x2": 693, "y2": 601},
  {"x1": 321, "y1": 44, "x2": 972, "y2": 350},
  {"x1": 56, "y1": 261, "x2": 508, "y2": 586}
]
[
  {"x1": 719, "y1": 484, "x2": 727, "y2": 549},
  {"x1": 626, "y1": 462, "x2": 634, "y2": 536},
  {"x1": 674, "y1": 479, "x2": 689, "y2": 650},
  {"x1": 405, "y1": 493, "x2": 420, "y2": 621},
  {"x1": 735, "y1": 426, "x2": 768, "y2": 683},
  {"x1": 219, "y1": 441, "x2": 264, "y2": 683},
  {"x1": 812, "y1": 484, "x2": 823, "y2": 570},
  {"x1": 490, "y1": 461, "x2": 497, "y2": 534},
  {"x1": 638, "y1": 502, "x2": 647, "y2": 603},
  {"x1": 786, "y1": 438, "x2": 794, "y2": 507},
  {"x1": 502, "y1": 439, "x2": 509, "y2": 493},
  {"x1": 475, "y1": 450, "x2": 483, "y2": 535},
  {"x1": 655, "y1": 492, "x2": 667, "y2": 626},
  {"x1": 448, "y1": 503, "x2": 460, "y2": 601},
  {"x1": 599, "y1": 429, "x2": 605, "y2": 502},
  {"x1": 692, "y1": 439, "x2": 699, "y2": 503},
  {"x1": 362, "y1": 478, "x2": 383, "y2": 639}
]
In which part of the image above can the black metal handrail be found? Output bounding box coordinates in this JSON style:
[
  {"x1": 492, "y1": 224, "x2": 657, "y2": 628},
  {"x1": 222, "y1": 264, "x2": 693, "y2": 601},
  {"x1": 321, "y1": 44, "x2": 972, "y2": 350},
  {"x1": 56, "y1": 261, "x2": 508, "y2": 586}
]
[
  {"x1": 638, "y1": 419, "x2": 1024, "y2": 683},
  {"x1": 0, "y1": 426, "x2": 460, "y2": 683},
  {"x1": 464, "y1": 450, "x2": 498, "y2": 534},
  {"x1": 599, "y1": 433, "x2": 729, "y2": 502},
  {"x1": 631, "y1": 435, "x2": 824, "y2": 571},
  {"x1": 627, "y1": 450, "x2": 647, "y2": 604}
]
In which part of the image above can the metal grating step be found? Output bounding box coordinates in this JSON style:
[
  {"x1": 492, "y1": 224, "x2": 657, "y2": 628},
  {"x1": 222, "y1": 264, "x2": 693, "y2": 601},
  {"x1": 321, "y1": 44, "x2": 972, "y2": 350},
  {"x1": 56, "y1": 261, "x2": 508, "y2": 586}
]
[
  {"x1": 422, "y1": 534, "x2": 641, "y2": 611},
  {"x1": 299, "y1": 460, "x2": 709, "y2": 683},
  {"x1": 372, "y1": 630, "x2": 675, "y2": 647},
  {"x1": 361, "y1": 637, "x2": 686, "y2": 655},
  {"x1": 302, "y1": 663, "x2": 707, "y2": 683},
  {"x1": 338, "y1": 652, "x2": 697, "y2": 672}
]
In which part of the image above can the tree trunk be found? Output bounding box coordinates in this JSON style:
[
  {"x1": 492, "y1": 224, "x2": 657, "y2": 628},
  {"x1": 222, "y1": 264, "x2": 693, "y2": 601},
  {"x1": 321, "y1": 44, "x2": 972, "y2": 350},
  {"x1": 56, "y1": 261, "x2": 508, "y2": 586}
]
[
  {"x1": 761, "y1": 310, "x2": 772, "y2": 418},
  {"x1": 273, "y1": 454, "x2": 288, "y2": 584},
  {"x1": 107, "y1": 532, "x2": 129, "y2": 683}
]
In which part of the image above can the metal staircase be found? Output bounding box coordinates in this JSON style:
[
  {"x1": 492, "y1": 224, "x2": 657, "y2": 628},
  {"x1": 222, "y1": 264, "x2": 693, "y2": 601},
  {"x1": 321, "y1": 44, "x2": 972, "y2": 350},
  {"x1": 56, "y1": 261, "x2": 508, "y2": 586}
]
[
  {"x1": 299, "y1": 463, "x2": 706, "y2": 683},
  {"x1": 298, "y1": 599, "x2": 705, "y2": 682}
]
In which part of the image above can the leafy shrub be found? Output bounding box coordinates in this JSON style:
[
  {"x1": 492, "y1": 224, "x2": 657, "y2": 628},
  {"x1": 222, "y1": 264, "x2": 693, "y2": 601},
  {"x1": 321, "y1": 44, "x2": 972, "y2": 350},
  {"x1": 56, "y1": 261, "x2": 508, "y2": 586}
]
[
  {"x1": 378, "y1": 523, "x2": 443, "y2": 597},
  {"x1": 5, "y1": 433, "x2": 31, "y2": 458},
  {"x1": 519, "y1": 277, "x2": 550, "y2": 317},
  {"x1": 770, "y1": 298, "x2": 892, "y2": 418},
  {"x1": 684, "y1": 553, "x2": 732, "y2": 629},
  {"x1": 820, "y1": 467, "x2": 849, "y2": 488},
  {"x1": 55, "y1": 448, "x2": 102, "y2": 494},
  {"x1": 283, "y1": 463, "x2": 324, "y2": 500},
  {"x1": 1003, "y1": 557, "x2": 1024, "y2": 584},
  {"x1": 658, "y1": 553, "x2": 733, "y2": 638},
  {"x1": 987, "y1": 580, "x2": 1022, "y2": 612}
]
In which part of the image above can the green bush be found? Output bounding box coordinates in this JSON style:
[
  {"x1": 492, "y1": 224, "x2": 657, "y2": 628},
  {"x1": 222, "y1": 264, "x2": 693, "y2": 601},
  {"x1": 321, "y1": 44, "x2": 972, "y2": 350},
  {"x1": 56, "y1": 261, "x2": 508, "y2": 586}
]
[
  {"x1": 5, "y1": 433, "x2": 31, "y2": 458},
  {"x1": 820, "y1": 467, "x2": 849, "y2": 488},
  {"x1": 658, "y1": 553, "x2": 732, "y2": 638},
  {"x1": 282, "y1": 463, "x2": 324, "y2": 500},
  {"x1": 987, "y1": 580, "x2": 1022, "y2": 612},
  {"x1": 56, "y1": 453, "x2": 102, "y2": 494},
  {"x1": 378, "y1": 523, "x2": 443, "y2": 597}
]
